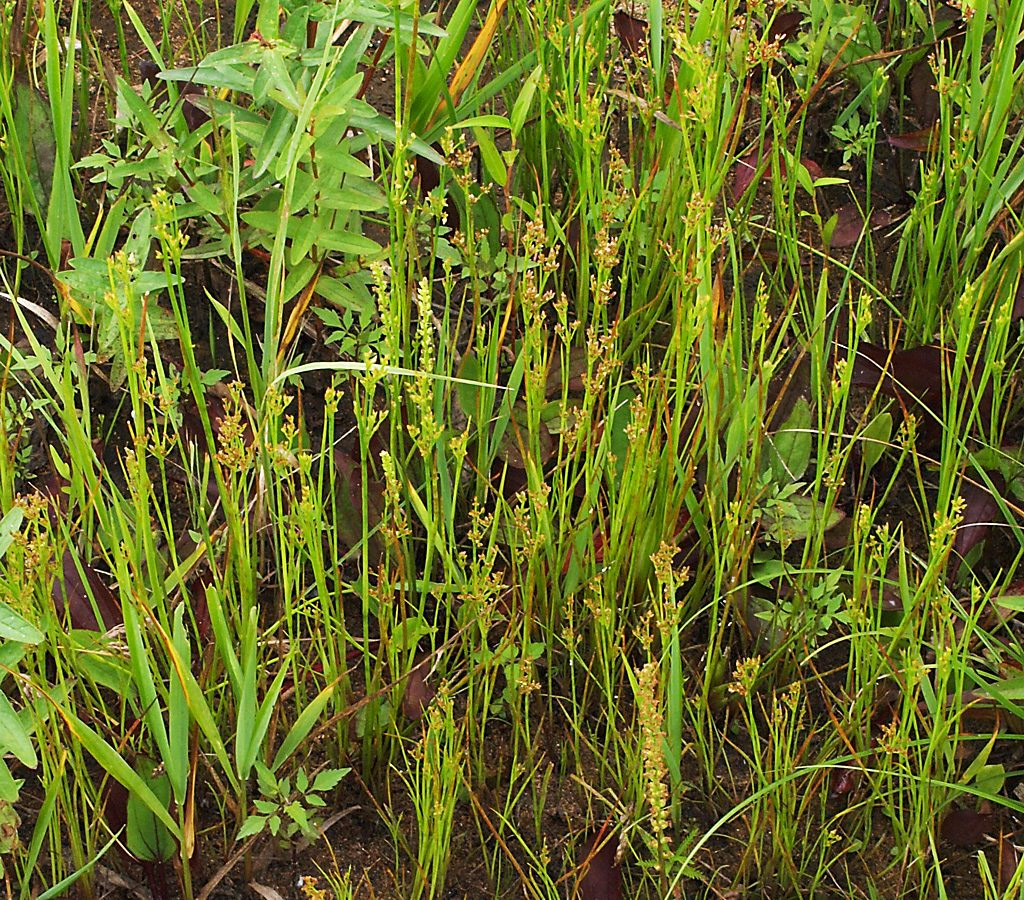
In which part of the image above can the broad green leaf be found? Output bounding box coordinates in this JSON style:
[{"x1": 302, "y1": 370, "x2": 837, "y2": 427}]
[
  {"x1": 126, "y1": 765, "x2": 175, "y2": 861},
  {"x1": 0, "y1": 604, "x2": 43, "y2": 644},
  {"x1": 861, "y1": 411, "x2": 892, "y2": 475},
  {"x1": 240, "y1": 663, "x2": 290, "y2": 778},
  {"x1": 311, "y1": 767, "x2": 349, "y2": 794},
  {"x1": 284, "y1": 800, "x2": 309, "y2": 833},
  {"x1": 262, "y1": 48, "x2": 303, "y2": 112},
  {"x1": 253, "y1": 104, "x2": 294, "y2": 178},
  {"x1": 116, "y1": 77, "x2": 170, "y2": 150},
  {"x1": 762, "y1": 495, "x2": 845, "y2": 544},
  {"x1": 0, "y1": 758, "x2": 20, "y2": 803},
  {"x1": 510, "y1": 66, "x2": 541, "y2": 137},
  {"x1": 766, "y1": 397, "x2": 813, "y2": 483},
  {"x1": 271, "y1": 680, "x2": 339, "y2": 771},
  {"x1": 392, "y1": 617, "x2": 434, "y2": 653},
  {"x1": 455, "y1": 114, "x2": 511, "y2": 130},
  {"x1": 62, "y1": 710, "x2": 182, "y2": 839},
  {"x1": 473, "y1": 126, "x2": 507, "y2": 185},
  {"x1": 315, "y1": 229, "x2": 382, "y2": 256},
  {"x1": 236, "y1": 815, "x2": 266, "y2": 841},
  {"x1": 0, "y1": 508, "x2": 24, "y2": 560},
  {"x1": 317, "y1": 180, "x2": 386, "y2": 212},
  {"x1": 0, "y1": 691, "x2": 36, "y2": 767},
  {"x1": 314, "y1": 274, "x2": 375, "y2": 314}
]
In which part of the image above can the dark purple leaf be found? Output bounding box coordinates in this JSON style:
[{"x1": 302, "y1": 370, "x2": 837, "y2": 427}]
[
  {"x1": 102, "y1": 780, "x2": 130, "y2": 841},
  {"x1": 767, "y1": 10, "x2": 805, "y2": 41},
  {"x1": 577, "y1": 828, "x2": 622, "y2": 900},
  {"x1": 730, "y1": 144, "x2": 824, "y2": 206},
  {"x1": 402, "y1": 657, "x2": 435, "y2": 721},
  {"x1": 189, "y1": 575, "x2": 213, "y2": 644},
  {"x1": 941, "y1": 808, "x2": 993, "y2": 847},
  {"x1": 139, "y1": 60, "x2": 160, "y2": 86},
  {"x1": 999, "y1": 833, "x2": 1019, "y2": 891},
  {"x1": 613, "y1": 10, "x2": 648, "y2": 56},
  {"x1": 331, "y1": 446, "x2": 385, "y2": 560},
  {"x1": 51, "y1": 550, "x2": 122, "y2": 632},
  {"x1": 829, "y1": 766, "x2": 859, "y2": 799},
  {"x1": 953, "y1": 473, "x2": 1003, "y2": 559},
  {"x1": 909, "y1": 58, "x2": 939, "y2": 126},
  {"x1": 181, "y1": 88, "x2": 211, "y2": 132},
  {"x1": 181, "y1": 387, "x2": 254, "y2": 452},
  {"x1": 850, "y1": 343, "x2": 991, "y2": 438},
  {"x1": 414, "y1": 154, "x2": 440, "y2": 196},
  {"x1": 829, "y1": 206, "x2": 898, "y2": 248},
  {"x1": 888, "y1": 126, "x2": 938, "y2": 152},
  {"x1": 731, "y1": 148, "x2": 761, "y2": 202},
  {"x1": 1013, "y1": 278, "x2": 1024, "y2": 322},
  {"x1": 830, "y1": 205, "x2": 867, "y2": 248}
]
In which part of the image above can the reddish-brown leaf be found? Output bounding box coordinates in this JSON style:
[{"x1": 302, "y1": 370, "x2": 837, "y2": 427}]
[
  {"x1": 331, "y1": 446, "x2": 385, "y2": 560},
  {"x1": 188, "y1": 575, "x2": 213, "y2": 644},
  {"x1": 730, "y1": 143, "x2": 824, "y2": 206},
  {"x1": 613, "y1": 10, "x2": 648, "y2": 56},
  {"x1": 830, "y1": 204, "x2": 867, "y2": 248},
  {"x1": 402, "y1": 658, "x2": 436, "y2": 721},
  {"x1": 953, "y1": 474, "x2": 1003, "y2": 559},
  {"x1": 51, "y1": 550, "x2": 122, "y2": 632},
  {"x1": 941, "y1": 808, "x2": 994, "y2": 847},
  {"x1": 829, "y1": 206, "x2": 898, "y2": 248},
  {"x1": 888, "y1": 126, "x2": 939, "y2": 152},
  {"x1": 908, "y1": 58, "x2": 939, "y2": 126},
  {"x1": 546, "y1": 346, "x2": 588, "y2": 398},
  {"x1": 181, "y1": 387, "x2": 254, "y2": 451},
  {"x1": 497, "y1": 418, "x2": 554, "y2": 470},
  {"x1": 577, "y1": 828, "x2": 622, "y2": 900},
  {"x1": 731, "y1": 149, "x2": 761, "y2": 202},
  {"x1": 829, "y1": 766, "x2": 859, "y2": 799},
  {"x1": 850, "y1": 343, "x2": 991, "y2": 438},
  {"x1": 768, "y1": 10, "x2": 805, "y2": 41},
  {"x1": 998, "y1": 832, "x2": 1020, "y2": 892}
]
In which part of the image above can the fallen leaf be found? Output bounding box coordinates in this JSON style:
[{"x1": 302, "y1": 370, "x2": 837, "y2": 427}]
[
  {"x1": 402, "y1": 657, "x2": 436, "y2": 721},
  {"x1": 51, "y1": 550, "x2": 122, "y2": 632},
  {"x1": 888, "y1": 126, "x2": 939, "y2": 152},
  {"x1": 850, "y1": 343, "x2": 991, "y2": 439},
  {"x1": 331, "y1": 446, "x2": 385, "y2": 560},
  {"x1": 941, "y1": 808, "x2": 993, "y2": 847},
  {"x1": 828, "y1": 205, "x2": 899, "y2": 248},
  {"x1": 767, "y1": 10, "x2": 805, "y2": 41},
  {"x1": 908, "y1": 57, "x2": 939, "y2": 126},
  {"x1": 496, "y1": 415, "x2": 555, "y2": 470},
  {"x1": 546, "y1": 346, "x2": 588, "y2": 398},
  {"x1": 576, "y1": 828, "x2": 622, "y2": 900},
  {"x1": 998, "y1": 832, "x2": 1019, "y2": 892},
  {"x1": 188, "y1": 575, "x2": 213, "y2": 644},
  {"x1": 181, "y1": 89, "x2": 211, "y2": 132},
  {"x1": 829, "y1": 766, "x2": 858, "y2": 799},
  {"x1": 730, "y1": 143, "x2": 824, "y2": 205},
  {"x1": 953, "y1": 474, "x2": 1003, "y2": 559},
  {"x1": 613, "y1": 10, "x2": 648, "y2": 56}
]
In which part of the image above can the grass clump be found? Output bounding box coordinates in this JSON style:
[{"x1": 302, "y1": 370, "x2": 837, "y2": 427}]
[{"x1": 1, "y1": 0, "x2": 1024, "y2": 897}]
